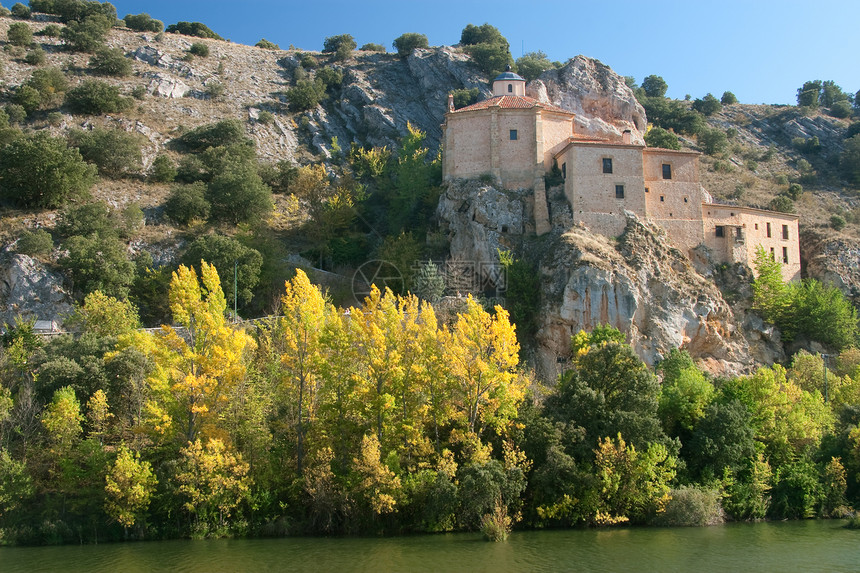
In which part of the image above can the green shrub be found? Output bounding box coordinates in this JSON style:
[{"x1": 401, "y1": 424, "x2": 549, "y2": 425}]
[
  {"x1": 698, "y1": 127, "x2": 728, "y2": 156},
  {"x1": 639, "y1": 96, "x2": 705, "y2": 135},
  {"x1": 188, "y1": 42, "x2": 209, "y2": 57},
  {"x1": 173, "y1": 119, "x2": 248, "y2": 152},
  {"x1": 322, "y1": 33, "x2": 356, "y2": 61},
  {"x1": 204, "y1": 81, "x2": 224, "y2": 99},
  {"x1": 0, "y1": 5, "x2": 9, "y2": 17},
  {"x1": 359, "y1": 42, "x2": 385, "y2": 52},
  {"x1": 123, "y1": 13, "x2": 163, "y2": 33},
  {"x1": 797, "y1": 80, "x2": 822, "y2": 108},
  {"x1": 181, "y1": 234, "x2": 263, "y2": 305},
  {"x1": 13, "y1": 85, "x2": 42, "y2": 114},
  {"x1": 205, "y1": 161, "x2": 272, "y2": 224},
  {"x1": 465, "y1": 41, "x2": 512, "y2": 78},
  {"x1": 165, "y1": 21, "x2": 223, "y2": 40},
  {"x1": 256, "y1": 110, "x2": 274, "y2": 124},
  {"x1": 60, "y1": 233, "x2": 135, "y2": 298},
  {"x1": 830, "y1": 215, "x2": 847, "y2": 231},
  {"x1": 16, "y1": 229, "x2": 53, "y2": 257},
  {"x1": 10, "y1": 2, "x2": 29, "y2": 18},
  {"x1": 830, "y1": 100, "x2": 853, "y2": 119},
  {"x1": 0, "y1": 131, "x2": 97, "y2": 208},
  {"x1": 450, "y1": 87, "x2": 479, "y2": 109},
  {"x1": 60, "y1": 14, "x2": 113, "y2": 52},
  {"x1": 692, "y1": 93, "x2": 722, "y2": 116},
  {"x1": 316, "y1": 67, "x2": 343, "y2": 91},
  {"x1": 769, "y1": 195, "x2": 794, "y2": 213},
  {"x1": 255, "y1": 38, "x2": 279, "y2": 50},
  {"x1": 515, "y1": 51, "x2": 554, "y2": 82},
  {"x1": 56, "y1": 201, "x2": 116, "y2": 238},
  {"x1": 24, "y1": 47, "x2": 46, "y2": 65},
  {"x1": 25, "y1": 67, "x2": 69, "y2": 109},
  {"x1": 6, "y1": 103, "x2": 27, "y2": 124},
  {"x1": 299, "y1": 53, "x2": 318, "y2": 69},
  {"x1": 393, "y1": 33, "x2": 428, "y2": 57},
  {"x1": 721, "y1": 91, "x2": 738, "y2": 105},
  {"x1": 287, "y1": 78, "x2": 325, "y2": 111},
  {"x1": 130, "y1": 85, "x2": 146, "y2": 100},
  {"x1": 46, "y1": 111, "x2": 63, "y2": 126},
  {"x1": 644, "y1": 126, "x2": 681, "y2": 150},
  {"x1": 68, "y1": 127, "x2": 143, "y2": 179},
  {"x1": 652, "y1": 486, "x2": 724, "y2": 526},
  {"x1": 785, "y1": 183, "x2": 803, "y2": 200},
  {"x1": 149, "y1": 154, "x2": 177, "y2": 182},
  {"x1": 841, "y1": 134, "x2": 860, "y2": 186},
  {"x1": 7, "y1": 22, "x2": 33, "y2": 46},
  {"x1": 38, "y1": 24, "x2": 62, "y2": 37},
  {"x1": 88, "y1": 47, "x2": 132, "y2": 76},
  {"x1": 641, "y1": 75, "x2": 668, "y2": 98},
  {"x1": 65, "y1": 79, "x2": 133, "y2": 114},
  {"x1": 164, "y1": 182, "x2": 210, "y2": 225}
]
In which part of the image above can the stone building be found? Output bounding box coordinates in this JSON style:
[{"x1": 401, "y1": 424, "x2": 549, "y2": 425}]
[{"x1": 442, "y1": 69, "x2": 800, "y2": 281}]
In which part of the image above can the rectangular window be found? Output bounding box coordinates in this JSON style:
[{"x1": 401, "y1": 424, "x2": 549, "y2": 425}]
[
  {"x1": 736, "y1": 227, "x2": 743, "y2": 238},
  {"x1": 662, "y1": 163, "x2": 672, "y2": 179},
  {"x1": 615, "y1": 184, "x2": 625, "y2": 199},
  {"x1": 782, "y1": 224, "x2": 789, "y2": 240},
  {"x1": 783, "y1": 247, "x2": 789, "y2": 264},
  {"x1": 561, "y1": 162, "x2": 566, "y2": 179},
  {"x1": 645, "y1": 187, "x2": 650, "y2": 193},
  {"x1": 715, "y1": 225, "x2": 725, "y2": 237},
  {"x1": 660, "y1": 196, "x2": 665, "y2": 202},
  {"x1": 603, "y1": 158, "x2": 613, "y2": 174},
  {"x1": 766, "y1": 222, "x2": 772, "y2": 238},
  {"x1": 509, "y1": 129, "x2": 518, "y2": 140},
  {"x1": 770, "y1": 247, "x2": 775, "y2": 260}
]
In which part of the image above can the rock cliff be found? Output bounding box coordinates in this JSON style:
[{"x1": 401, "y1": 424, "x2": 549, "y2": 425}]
[{"x1": 0, "y1": 254, "x2": 72, "y2": 328}]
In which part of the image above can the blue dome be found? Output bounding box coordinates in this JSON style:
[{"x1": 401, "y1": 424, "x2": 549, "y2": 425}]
[{"x1": 493, "y1": 70, "x2": 525, "y2": 82}]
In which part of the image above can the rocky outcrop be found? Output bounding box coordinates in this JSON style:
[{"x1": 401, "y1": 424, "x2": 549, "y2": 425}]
[
  {"x1": 438, "y1": 181, "x2": 784, "y2": 378},
  {"x1": 530, "y1": 56, "x2": 647, "y2": 144},
  {"x1": 801, "y1": 231, "x2": 860, "y2": 304},
  {"x1": 0, "y1": 254, "x2": 72, "y2": 328}
]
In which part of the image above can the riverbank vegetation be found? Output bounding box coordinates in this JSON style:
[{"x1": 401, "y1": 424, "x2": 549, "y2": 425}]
[{"x1": 0, "y1": 264, "x2": 858, "y2": 545}]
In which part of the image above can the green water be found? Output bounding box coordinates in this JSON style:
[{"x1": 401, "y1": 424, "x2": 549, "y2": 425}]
[{"x1": 1, "y1": 520, "x2": 857, "y2": 573}]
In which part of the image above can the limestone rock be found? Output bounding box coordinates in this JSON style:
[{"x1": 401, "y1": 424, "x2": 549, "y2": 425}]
[
  {"x1": 144, "y1": 72, "x2": 190, "y2": 98},
  {"x1": 0, "y1": 254, "x2": 73, "y2": 327},
  {"x1": 530, "y1": 55, "x2": 647, "y2": 143}
]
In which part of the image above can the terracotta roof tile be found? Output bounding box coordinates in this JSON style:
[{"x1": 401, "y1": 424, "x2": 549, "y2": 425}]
[{"x1": 451, "y1": 95, "x2": 571, "y2": 115}]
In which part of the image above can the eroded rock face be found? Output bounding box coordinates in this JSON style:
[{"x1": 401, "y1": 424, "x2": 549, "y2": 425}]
[
  {"x1": 438, "y1": 181, "x2": 784, "y2": 379},
  {"x1": 802, "y1": 231, "x2": 860, "y2": 304},
  {"x1": 529, "y1": 55, "x2": 647, "y2": 143},
  {"x1": 0, "y1": 254, "x2": 73, "y2": 327}
]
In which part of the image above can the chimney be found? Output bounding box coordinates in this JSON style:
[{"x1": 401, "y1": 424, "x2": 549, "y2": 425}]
[
  {"x1": 622, "y1": 129, "x2": 632, "y2": 144},
  {"x1": 447, "y1": 93, "x2": 454, "y2": 112}
]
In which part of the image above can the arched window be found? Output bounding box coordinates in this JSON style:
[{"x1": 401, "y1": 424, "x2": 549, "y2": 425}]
[{"x1": 508, "y1": 83, "x2": 513, "y2": 93}]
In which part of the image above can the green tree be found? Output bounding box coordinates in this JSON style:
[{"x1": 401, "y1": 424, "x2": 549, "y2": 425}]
[
  {"x1": 60, "y1": 14, "x2": 113, "y2": 52},
  {"x1": 7, "y1": 21, "x2": 33, "y2": 46},
  {"x1": 450, "y1": 87, "x2": 479, "y2": 109},
  {"x1": 88, "y1": 47, "x2": 132, "y2": 76},
  {"x1": 165, "y1": 21, "x2": 223, "y2": 40},
  {"x1": 164, "y1": 182, "x2": 210, "y2": 225},
  {"x1": 173, "y1": 119, "x2": 249, "y2": 152},
  {"x1": 359, "y1": 42, "x2": 385, "y2": 52},
  {"x1": 11, "y1": 2, "x2": 30, "y2": 18},
  {"x1": 393, "y1": 33, "x2": 428, "y2": 57},
  {"x1": 840, "y1": 134, "x2": 860, "y2": 186},
  {"x1": 123, "y1": 13, "x2": 164, "y2": 33},
  {"x1": 0, "y1": 131, "x2": 97, "y2": 208},
  {"x1": 641, "y1": 75, "x2": 668, "y2": 98},
  {"x1": 149, "y1": 154, "x2": 177, "y2": 182},
  {"x1": 692, "y1": 93, "x2": 722, "y2": 116},
  {"x1": 255, "y1": 38, "x2": 279, "y2": 50},
  {"x1": 796, "y1": 80, "x2": 822, "y2": 108},
  {"x1": 68, "y1": 290, "x2": 140, "y2": 337},
  {"x1": 721, "y1": 91, "x2": 738, "y2": 105},
  {"x1": 65, "y1": 79, "x2": 133, "y2": 114},
  {"x1": 205, "y1": 161, "x2": 272, "y2": 224},
  {"x1": 459, "y1": 23, "x2": 512, "y2": 77},
  {"x1": 16, "y1": 228, "x2": 53, "y2": 257},
  {"x1": 68, "y1": 127, "x2": 143, "y2": 178},
  {"x1": 181, "y1": 234, "x2": 263, "y2": 307},
  {"x1": 188, "y1": 42, "x2": 209, "y2": 57},
  {"x1": 412, "y1": 260, "x2": 445, "y2": 303},
  {"x1": 657, "y1": 349, "x2": 714, "y2": 437},
  {"x1": 698, "y1": 127, "x2": 728, "y2": 156},
  {"x1": 687, "y1": 398, "x2": 756, "y2": 480},
  {"x1": 286, "y1": 78, "x2": 326, "y2": 111},
  {"x1": 322, "y1": 33, "x2": 356, "y2": 61},
  {"x1": 104, "y1": 445, "x2": 157, "y2": 529},
  {"x1": 644, "y1": 126, "x2": 680, "y2": 150},
  {"x1": 515, "y1": 51, "x2": 554, "y2": 82},
  {"x1": 60, "y1": 233, "x2": 136, "y2": 299},
  {"x1": 460, "y1": 23, "x2": 507, "y2": 46}
]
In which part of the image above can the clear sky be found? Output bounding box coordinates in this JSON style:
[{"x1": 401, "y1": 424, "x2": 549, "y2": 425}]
[{"x1": 107, "y1": 0, "x2": 858, "y2": 106}]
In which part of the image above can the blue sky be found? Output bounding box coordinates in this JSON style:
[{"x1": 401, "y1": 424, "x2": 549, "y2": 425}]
[{"x1": 107, "y1": 0, "x2": 858, "y2": 106}]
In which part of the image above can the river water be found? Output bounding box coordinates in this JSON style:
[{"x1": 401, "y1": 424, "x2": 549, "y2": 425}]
[{"x1": 1, "y1": 520, "x2": 856, "y2": 572}]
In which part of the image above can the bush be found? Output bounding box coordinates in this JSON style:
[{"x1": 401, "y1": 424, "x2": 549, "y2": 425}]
[
  {"x1": 65, "y1": 79, "x2": 133, "y2": 114},
  {"x1": 149, "y1": 154, "x2": 177, "y2": 182},
  {"x1": 204, "y1": 81, "x2": 224, "y2": 99},
  {"x1": 644, "y1": 126, "x2": 680, "y2": 150},
  {"x1": 393, "y1": 33, "x2": 428, "y2": 57},
  {"x1": 652, "y1": 486, "x2": 724, "y2": 527},
  {"x1": 692, "y1": 93, "x2": 722, "y2": 116},
  {"x1": 465, "y1": 41, "x2": 512, "y2": 78},
  {"x1": 830, "y1": 215, "x2": 847, "y2": 231},
  {"x1": 451, "y1": 87, "x2": 479, "y2": 109},
  {"x1": 56, "y1": 201, "x2": 117, "y2": 238},
  {"x1": 841, "y1": 134, "x2": 860, "y2": 186},
  {"x1": 181, "y1": 234, "x2": 263, "y2": 305},
  {"x1": 165, "y1": 21, "x2": 223, "y2": 40},
  {"x1": 5, "y1": 103, "x2": 26, "y2": 124},
  {"x1": 0, "y1": 131, "x2": 97, "y2": 208},
  {"x1": 60, "y1": 233, "x2": 135, "y2": 298},
  {"x1": 641, "y1": 75, "x2": 668, "y2": 98},
  {"x1": 768, "y1": 195, "x2": 794, "y2": 213},
  {"x1": 360, "y1": 43, "x2": 385, "y2": 52},
  {"x1": 316, "y1": 67, "x2": 343, "y2": 91},
  {"x1": 299, "y1": 53, "x2": 318, "y2": 69},
  {"x1": 256, "y1": 110, "x2": 274, "y2": 124},
  {"x1": 515, "y1": 51, "x2": 554, "y2": 82},
  {"x1": 13, "y1": 85, "x2": 42, "y2": 114},
  {"x1": 460, "y1": 23, "x2": 507, "y2": 46},
  {"x1": 131, "y1": 85, "x2": 146, "y2": 100},
  {"x1": 830, "y1": 101, "x2": 853, "y2": 119},
  {"x1": 173, "y1": 119, "x2": 249, "y2": 152},
  {"x1": 721, "y1": 91, "x2": 738, "y2": 105},
  {"x1": 16, "y1": 229, "x2": 53, "y2": 257},
  {"x1": 698, "y1": 127, "x2": 728, "y2": 156},
  {"x1": 205, "y1": 161, "x2": 272, "y2": 224},
  {"x1": 123, "y1": 13, "x2": 163, "y2": 33},
  {"x1": 24, "y1": 47, "x2": 46, "y2": 65},
  {"x1": 38, "y1": 24, "x2": 62, "y2": 37},
  {"x1": 60, "y1": 14, "x2": 113, "y2": 52},
  {"x1": 255, "y1": 38, "x2": 279, "y2": 50},
  {"x1": 189, "y1": 42, "x2": 209, "y2": 57},
  {"x1": 287, "y1": 78, "x2": 325, "y2": 112},
  {"x1": 164, "y1": 182, "x2": 210, "y2": 225},
  {"x1": 7, "y1": 22, "x2": 33, "y2": 46},
  {"x1": 26, "y1": 67, "x2": 69, "y2": 108},
  {"x1": 68, "y1": 127, "x2": 143, "y2": 179},
  {"x1": 797, "y1": 80, "x2": 822, "y2": 108},
  {"x1": 322, "y1": 33, "x2": 355, "y2": 61},
  {"x1": 639, "y1": 96, "x2": 705, "y2": 135},
  {"x1": 88, "y1": 47, "x2": 132, "y2": 76},
  {"x1": 785, "y1": 183, "x2": 803, "y2": 200},
  {"x1": 11, "y1": 2, "x2": 30, "y2": 18}
]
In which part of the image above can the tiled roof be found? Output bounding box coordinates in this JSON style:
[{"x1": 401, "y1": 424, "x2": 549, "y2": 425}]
[{"x1": 451, "y1": 95, "x2": 572, "y2": 114}]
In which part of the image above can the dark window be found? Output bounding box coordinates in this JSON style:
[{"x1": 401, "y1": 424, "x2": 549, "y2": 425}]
[
  {"x1": 662, "y1": 163, "x2": 672, "y2": 179},
  {"x1": 603, "y1": 158, "x2": 613, "y2": 173},
  {"x1": 660, "y1": 195, "x2": 665, "y2": 202},
  {"x1": 766, "y1": 222, "x2": 772, "y2": 238},
  {"x1": 561, "y1": 162, "x2": 566, "y2": 179},
  {"x1": 715, "y1": 226, "x2": 725, "y2": 237},
  {"x1": 770, "y1": 247, "x2": 775, "y2": 260},
  {"x1": 783, "y1": 247, "x2": 788, "y2": 264},
  {"x1": 684, "y1": 197, "x2": 688, "y2": 203},
  {"x1": 508, "y1": 83, "x2": 513, "y2": 93},
  {"x1": 755, "y1": 223, "x2": 758, "y2": 230},
  {"x1": 736, "y1": 227, "x2": 742, "y2": 238},
  {"x1": 615, "y1": 184, "x2": 625, "y2": 199},
  {"x1": 782, "y1": 224, "x2": 789, "y2": 240},
  {"x1": 645, "y1": 187, "x2": 650, "y2": 193},
  {"x1": 509, "y1": 129, "x2": 517, "y2": 140}
]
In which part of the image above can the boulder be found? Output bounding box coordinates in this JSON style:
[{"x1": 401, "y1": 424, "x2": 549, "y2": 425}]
[{"x1": 0, "y1": 254, "x2": 73, "y2": 328}]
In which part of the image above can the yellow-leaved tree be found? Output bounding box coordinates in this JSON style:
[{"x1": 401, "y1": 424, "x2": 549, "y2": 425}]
[
  {"x1": 153, "y1": 262, "x2": 254, "y2": 443},
  {"x1": 447, "y1": 296, "x2": 523, "y2": 434}
]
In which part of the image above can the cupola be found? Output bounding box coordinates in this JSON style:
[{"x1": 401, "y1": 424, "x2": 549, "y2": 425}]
[{"x1": 492, "y1": 65, "x2": 526, "y2": 97}]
